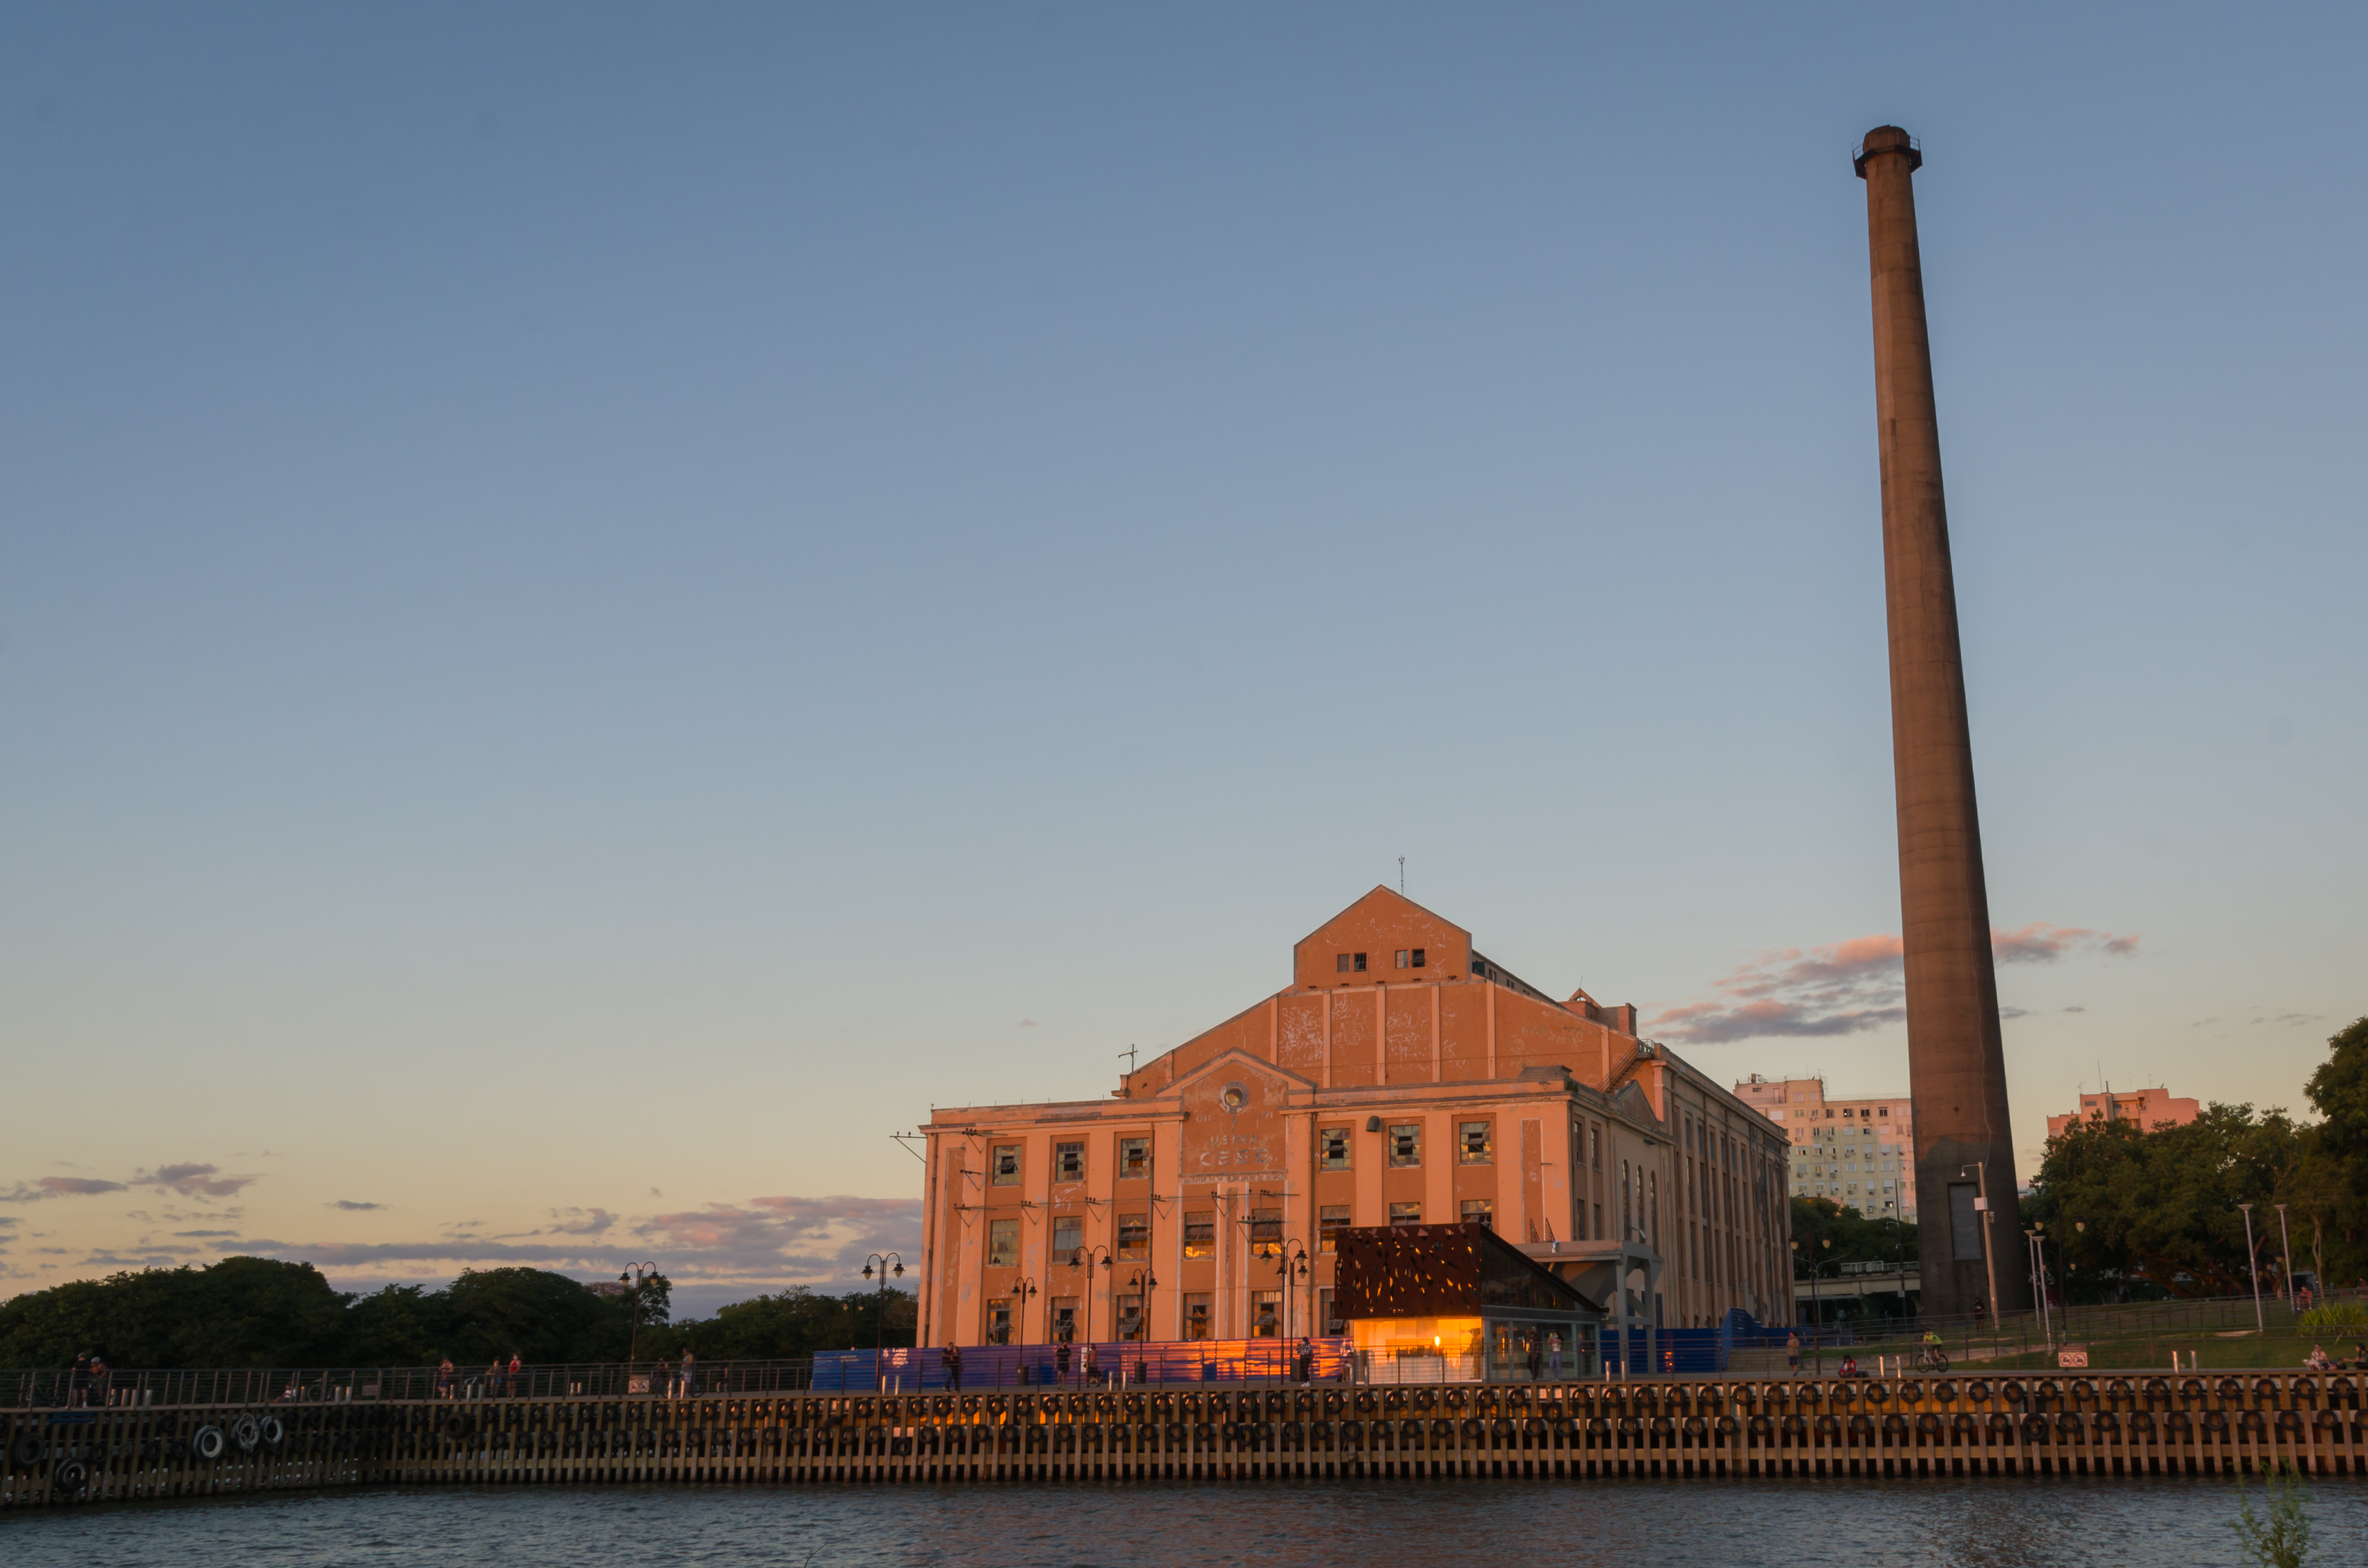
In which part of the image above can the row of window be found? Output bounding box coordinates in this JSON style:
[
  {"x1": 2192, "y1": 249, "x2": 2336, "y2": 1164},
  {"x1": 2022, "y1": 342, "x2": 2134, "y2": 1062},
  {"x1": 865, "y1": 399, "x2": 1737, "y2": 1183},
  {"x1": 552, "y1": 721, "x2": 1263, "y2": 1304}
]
[
  {"x1": 982, "y1": 1290, "x2": 1347, "y2": 1344},
  {"x1": 989, "y1": 1137, "x2": 1153, "y2": 1187},
  {"x1": 984, "y1": 1200, "x2": 1499, "y2": 1268},
  {"x1": 992, "y1": 1121, "x2": 1500, "y2": 1188},
  {"x1": 1333, "y1": 949, "x2": 1427, "y2": 974}
]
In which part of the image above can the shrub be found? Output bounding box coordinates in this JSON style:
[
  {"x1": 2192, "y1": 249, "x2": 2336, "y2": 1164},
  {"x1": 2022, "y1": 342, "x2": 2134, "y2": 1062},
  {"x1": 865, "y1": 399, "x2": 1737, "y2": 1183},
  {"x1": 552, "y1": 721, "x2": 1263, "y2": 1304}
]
[{"x1": 2298, "y1": 1302, "x2": 2368, "y2": 1330}]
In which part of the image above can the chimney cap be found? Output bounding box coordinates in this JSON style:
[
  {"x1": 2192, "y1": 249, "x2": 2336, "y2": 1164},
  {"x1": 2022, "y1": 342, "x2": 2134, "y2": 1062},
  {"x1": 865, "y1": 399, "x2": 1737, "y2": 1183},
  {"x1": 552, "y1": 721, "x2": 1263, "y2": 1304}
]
[{"x1": 1853, "y1": 125, "x2": 1923, "y2": 178}]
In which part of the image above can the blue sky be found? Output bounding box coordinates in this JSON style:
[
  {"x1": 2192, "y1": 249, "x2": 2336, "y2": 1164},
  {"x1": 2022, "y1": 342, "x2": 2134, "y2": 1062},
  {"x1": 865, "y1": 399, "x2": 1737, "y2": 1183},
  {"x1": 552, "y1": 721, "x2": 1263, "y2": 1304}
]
[{"x1": 3, "y1": 4, "x2": 2360, "y2": 1314}]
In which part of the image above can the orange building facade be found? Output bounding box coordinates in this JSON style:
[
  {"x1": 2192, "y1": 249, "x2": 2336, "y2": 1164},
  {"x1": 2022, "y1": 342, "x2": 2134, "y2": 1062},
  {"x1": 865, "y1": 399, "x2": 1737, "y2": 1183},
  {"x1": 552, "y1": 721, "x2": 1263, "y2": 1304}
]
[
  {"x1": 915, "y1": 889, "x2": 1794, "y2": 1359},
  {"x1": 2045, "y1": 1086, "x2": 2200, "y2": 1140}
]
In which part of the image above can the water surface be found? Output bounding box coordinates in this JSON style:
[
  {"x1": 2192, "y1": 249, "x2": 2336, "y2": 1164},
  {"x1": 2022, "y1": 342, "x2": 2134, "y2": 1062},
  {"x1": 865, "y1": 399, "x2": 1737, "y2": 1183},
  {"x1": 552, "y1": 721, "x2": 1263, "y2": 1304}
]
[{"x1": 3, "y1": 1478, "x2": 2362, "y2": 1567}]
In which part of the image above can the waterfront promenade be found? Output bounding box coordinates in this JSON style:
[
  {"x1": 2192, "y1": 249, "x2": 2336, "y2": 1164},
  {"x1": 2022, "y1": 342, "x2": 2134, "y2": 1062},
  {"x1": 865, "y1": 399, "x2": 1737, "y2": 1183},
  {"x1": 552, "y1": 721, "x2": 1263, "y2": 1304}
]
[{"x1": 3, "y1": 1370, "x2": 2359, "y2": 1509}]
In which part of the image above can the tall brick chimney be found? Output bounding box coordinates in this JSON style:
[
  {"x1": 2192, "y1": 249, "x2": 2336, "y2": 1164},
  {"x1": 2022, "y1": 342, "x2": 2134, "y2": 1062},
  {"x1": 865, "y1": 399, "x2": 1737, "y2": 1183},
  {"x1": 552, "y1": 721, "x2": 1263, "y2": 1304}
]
[{"x1": 1855, "y1": 125, "x2": 2027, "y2": 1319}]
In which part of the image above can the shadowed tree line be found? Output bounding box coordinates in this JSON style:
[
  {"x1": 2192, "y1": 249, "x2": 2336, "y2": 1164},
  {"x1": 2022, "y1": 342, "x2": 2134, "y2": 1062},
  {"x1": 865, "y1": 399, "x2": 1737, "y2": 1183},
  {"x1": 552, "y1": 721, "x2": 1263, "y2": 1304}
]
[
  {"x1": 0, "y1": 1261, "x2": 916, "y2": 1370},
  {"x1": 1786, "y1": 1017, "x2": 2368, "y2": 1310},
  {"x1": 2020, "y1": 1017, "x2": 2368, "y2": 1303}
]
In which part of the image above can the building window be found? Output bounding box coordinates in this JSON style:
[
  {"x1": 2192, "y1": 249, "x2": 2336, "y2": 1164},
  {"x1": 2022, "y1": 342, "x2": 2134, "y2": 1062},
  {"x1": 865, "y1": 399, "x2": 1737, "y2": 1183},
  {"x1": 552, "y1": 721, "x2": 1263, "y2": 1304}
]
[
  {"x1": 1250, "y1": 1207, "x2": 1282, "y2": 1258},
  {"x1": 1389, "y1": 1202, "x2": 1422, "y2": 1227},
  {"x1": 1389, "y1": 1123, "x2": 1422, "y2": 1167},
  {"x1": 1117, "y1": 1213, "x2": 1148, "y2": 1260},
  {"x1": 1319, "y1": 1126, "x2": 1351, "y2": 1170},
  {"x1": 987, "y1": 1299, "x2": 1011, "y2": 1345},
  {"x1": 988, "y1": 1218, "x2": 1019, "y2": 1267},
  {"x1": 991, "y1": 1145, "x2": 1022, "y2": 1186},
  {"x1": 1395, "y1": 950, "x2": 1409, "y2": 968},
  {"x1": 1251, "y1": 1290, "x2": 1281, "y2": 1337},
  {"x1": 1052, "y1": 1215, "x2": 1083, "y2": 1261},
  {"x1": 1336, "y1": 953, "x2": 1351, "y2": 973},
  {"x1": 1593, "y1": 1202, "x2": 1603, "y2": 1238},
  {"x1": 1117, "y1": 1294, "x2": 1145, "y2": 1341},
  {"x1": 1590, "y1": 1125, "x2": 1601, "y2": 1169},
  {"x1": 1120, "y1": 1137, "x2": 1151, "y2": 1178},
  {"x1": 1320, "y1": 1287, "x2": 1341, "y2": 1335},
  {"x1": 1184, "y1": 1294, "x2": 1213, "y2": 1341},
  {"x1": 1051, "y1": 1298, "x2": 1078, "y2": 1343},
  {"x1": 1184, "y1": 1210, "x2": 1215, "y2": 1258},
  {"x1": 1411, "y1": 948, "x2": 1425, "y2": 968},
  {"x1": 1056, "y1": 1141, "x2": 1085, "y2": 1183},
  {"x1": 1459, "y1": 1121, "x2": 1492, "y2": 1164},
  {"x1": 1461, "y1": 1198, "x2": 1493, "y2": 1229},
  {"x1": 1878, "y1": 1107, "x2": 1889, "y2": 1117},
  {"x1": 1320, "y1": 1204, "x2": 1351, "y2": 1252},
  {"x1": 1354, "y1": 952, "x2": 1368, "y2": 971}
]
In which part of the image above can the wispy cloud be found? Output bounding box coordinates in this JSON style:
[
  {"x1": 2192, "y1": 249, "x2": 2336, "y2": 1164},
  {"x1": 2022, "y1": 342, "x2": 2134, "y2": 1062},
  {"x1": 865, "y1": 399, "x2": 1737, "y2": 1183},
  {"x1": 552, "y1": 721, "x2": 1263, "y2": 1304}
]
[
  {"x1": 131, "y1": 1163, "x2": 259, "y2": 1199},
  {"x1": 0, "y1": 1176, "x2": 130, "y2": 1203},
  {"x1": 327, "y1": 1200, "x2": 385, "y2": 1212},
  {"x1": 1653, "y1": 924, "x2": 2138, "y2": 1045}
]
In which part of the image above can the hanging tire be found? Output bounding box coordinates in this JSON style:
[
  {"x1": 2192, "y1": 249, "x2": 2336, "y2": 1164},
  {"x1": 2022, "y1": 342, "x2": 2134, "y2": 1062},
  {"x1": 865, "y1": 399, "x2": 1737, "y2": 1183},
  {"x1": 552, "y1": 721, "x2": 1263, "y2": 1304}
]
[
  {"x1": 193, "y1": 1425, "x2": 228, "y2": 1461},
  {"x1": 54, "y1": 1460, "x2": 89, "y2": 1493},
  {"x1": 9, "y1": 1432, "x2": 46, "y2": 1468},
  {"x1": 259, "y1": 1416, "x2": 286, "y2": 1448},
  {"x1": 232, "y1": 1416, "x2": 262, "y2": 1452}
]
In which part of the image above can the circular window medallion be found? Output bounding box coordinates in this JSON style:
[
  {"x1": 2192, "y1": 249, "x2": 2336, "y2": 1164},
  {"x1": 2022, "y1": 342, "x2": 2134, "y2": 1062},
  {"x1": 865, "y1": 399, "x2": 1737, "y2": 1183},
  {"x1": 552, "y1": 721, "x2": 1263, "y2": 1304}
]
[{"x1": 1221, "y1": 1083, "x2": 1248, "y2": 1112}]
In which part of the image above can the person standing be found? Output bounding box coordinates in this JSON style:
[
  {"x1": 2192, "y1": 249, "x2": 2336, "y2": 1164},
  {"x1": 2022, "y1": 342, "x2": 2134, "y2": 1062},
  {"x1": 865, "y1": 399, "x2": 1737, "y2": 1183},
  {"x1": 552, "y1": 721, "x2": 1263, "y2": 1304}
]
[
  {"x1": 507, "y1": 1353, "x2": 523, "y2": 1397},
  {"x1": 437, "y1": 1359, "x2": 455, "y2": 1400},
  {"x1": 678, "y1": 1348, "x2": 696, "y2": 1397},
  {"x1": 68, "y1": 1351, "x2": 90, "y2": 1408},
  {"x1": 1055, "y1": 1342, "x2": 1073, "y2": 1387},
  {"x1": 1546, "y1": 1331, "x2": 1564, "y2": 1380},
  {"x1": 1083, "y1": 1343, "x2": 1099, "y2": 1388},
  {"x1": 942, "y1": 1342, "x2": 963, "y2": 1393}
]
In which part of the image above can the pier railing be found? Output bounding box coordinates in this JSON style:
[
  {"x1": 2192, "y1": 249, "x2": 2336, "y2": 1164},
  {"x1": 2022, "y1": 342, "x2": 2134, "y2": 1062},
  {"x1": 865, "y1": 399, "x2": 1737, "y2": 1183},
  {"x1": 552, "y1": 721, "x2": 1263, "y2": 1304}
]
[{"x1": 2, "y1": 1359, "x2": 824, "y2": 1411}]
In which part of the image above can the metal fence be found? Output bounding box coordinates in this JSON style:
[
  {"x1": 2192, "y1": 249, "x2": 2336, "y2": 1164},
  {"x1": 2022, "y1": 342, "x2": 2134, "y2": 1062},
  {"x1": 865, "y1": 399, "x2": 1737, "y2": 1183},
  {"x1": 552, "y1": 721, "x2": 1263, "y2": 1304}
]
[{"x1": 2, "y1": 1359, "x2": 824, "y2": 1410}]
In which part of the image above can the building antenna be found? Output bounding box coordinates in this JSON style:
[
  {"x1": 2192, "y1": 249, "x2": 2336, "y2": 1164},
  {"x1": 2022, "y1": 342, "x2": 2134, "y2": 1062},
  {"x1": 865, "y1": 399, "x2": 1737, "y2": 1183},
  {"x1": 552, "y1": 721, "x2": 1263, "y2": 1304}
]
[
  {"x1": 1398, "y1": 856, "x2": 1406, "y2": 894},
  {"x1": 1119, "y1": 1044, "x2": 1138, "y2": 1074}
]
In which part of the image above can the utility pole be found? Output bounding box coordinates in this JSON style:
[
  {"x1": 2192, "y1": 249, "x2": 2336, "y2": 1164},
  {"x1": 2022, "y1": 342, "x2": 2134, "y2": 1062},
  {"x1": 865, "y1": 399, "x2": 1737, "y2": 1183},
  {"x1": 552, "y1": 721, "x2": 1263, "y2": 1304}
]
[
  {"x1": 2238, "y1": 1203, "x2": 2265, "y2": 1332},
  {"x1": 1962, "y1": 1161, "x2": 2001, "y2": 1334},
  {"x1": 2274, "y1": 1203, "x2": 2296, "y2": 1311}
]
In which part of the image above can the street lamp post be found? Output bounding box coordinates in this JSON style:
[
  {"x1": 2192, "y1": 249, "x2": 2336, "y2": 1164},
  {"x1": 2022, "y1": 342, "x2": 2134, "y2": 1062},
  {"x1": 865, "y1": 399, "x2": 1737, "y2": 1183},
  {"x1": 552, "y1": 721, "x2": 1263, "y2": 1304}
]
[
  {"x1": 1068, "y1": 1244, "x2": 1114, "y2": 1369},
  {"x1": 862, "y1": 1253, "x2": 905, "y2": 1390},
  {"x1": 1123, "y1": 1268, "x2": 1158, "y2": 1369},
  {"x1": 1276, "y1": 1243, "x2": 1310, "y2": 1379},
  {"x1": 2238, "y1": 1203, "x2": 2265, "y2": 1331},
  {"x1": 2274, "y1": 1203, "x2": 2296, "y2": 1310},
  {"x1": 2025, "y1": 1228, "x2": 2050, "y2": 1349},
  {"x1": 617, "y1": 1262, "x2": 660, "y2": 1374},
  {"x1": 1960, "y1": 1162, "x2": 2001, "y2": 1334},
  {"x1": 1011, "y1": 1276, "x2": 1039, "y2": 1351}
]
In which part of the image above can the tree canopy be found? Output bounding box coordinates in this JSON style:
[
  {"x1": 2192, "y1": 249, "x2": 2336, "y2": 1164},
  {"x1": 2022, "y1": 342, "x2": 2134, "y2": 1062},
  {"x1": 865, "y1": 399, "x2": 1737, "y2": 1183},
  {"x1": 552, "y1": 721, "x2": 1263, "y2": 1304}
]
[
  {"x1": 0, "y1": 1258, "x2": 915, "y2": 1370},
  {"x1": 2024, "y1": 1016, "x2": 2368, "y2": 1301}
]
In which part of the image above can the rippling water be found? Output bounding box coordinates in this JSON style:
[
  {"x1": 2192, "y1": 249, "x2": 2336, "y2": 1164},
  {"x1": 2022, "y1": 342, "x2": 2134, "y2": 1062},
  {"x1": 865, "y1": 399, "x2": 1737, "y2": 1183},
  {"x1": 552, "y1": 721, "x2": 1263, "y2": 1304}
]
[{"x1": 3, "y1": 1478, "x2": 2362, "y2": 1567}]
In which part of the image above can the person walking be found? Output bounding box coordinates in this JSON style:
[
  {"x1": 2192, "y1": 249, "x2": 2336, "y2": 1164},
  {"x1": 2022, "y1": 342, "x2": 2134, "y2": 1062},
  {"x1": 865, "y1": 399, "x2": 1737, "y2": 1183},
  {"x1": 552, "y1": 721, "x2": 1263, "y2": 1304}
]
[
  {"x1": 1786, "y1": 1331, "x2": 1801, "y2": 1373},
  {"x1": 942, "y1": 1342, "x2": 963, "y2": 1393},
  {"x1": 1547, "y1": 1331, "x2": 1564, "y2": 1380}
]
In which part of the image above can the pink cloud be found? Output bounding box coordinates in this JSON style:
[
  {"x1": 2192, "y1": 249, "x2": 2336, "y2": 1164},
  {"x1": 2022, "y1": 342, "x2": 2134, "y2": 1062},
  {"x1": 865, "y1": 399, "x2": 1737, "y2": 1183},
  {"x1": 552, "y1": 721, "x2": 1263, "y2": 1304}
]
[
  {"x1": 1653, "y1": 923, "x2": 2139, "y2": 1045},
  {"x1": 132, "y1": 1163, "x2": 259, "y2": 1199}
]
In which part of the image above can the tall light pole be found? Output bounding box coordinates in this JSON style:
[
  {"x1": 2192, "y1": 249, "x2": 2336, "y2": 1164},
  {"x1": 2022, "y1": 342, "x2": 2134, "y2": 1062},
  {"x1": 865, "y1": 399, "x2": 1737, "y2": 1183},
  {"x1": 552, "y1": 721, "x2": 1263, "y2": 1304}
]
[
  {"x1": 618, "y1": 1262, "x2": 660, "y2": 1370},
  {"x1": 2025, "y1": 1228, "x2": 2050, "y2": 1349},
  {"x1": 1960, "y1": 1162, "x2": 2001, "y2": 1329},
  {"x1": 862, "y1": 1253, "x2": 905, "y2": 1390},
  {"x1": 1068, "y1": 1244, "x2": 1114, "y2": 1361},
  {"x1": 1275, "y1": 1243, "x2": 1310, "y2": 1378},
  {"x1": 2238, "y1": 1203, "x2": 2265, "y2": 1332},
  {"x1": 2274, "y1": 1203, "x2": 2296, "y2": 1310},
  {"x1": 1010, "y1": 1276, "x2": 1039, "y2": 1349}
]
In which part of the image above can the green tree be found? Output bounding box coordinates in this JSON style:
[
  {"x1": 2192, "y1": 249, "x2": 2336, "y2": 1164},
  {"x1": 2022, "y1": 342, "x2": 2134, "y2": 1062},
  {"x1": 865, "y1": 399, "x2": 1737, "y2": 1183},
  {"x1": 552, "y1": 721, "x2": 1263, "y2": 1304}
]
[{"x1": 2028, "y1": 1103, "x2": 2303, "y2": 1299}]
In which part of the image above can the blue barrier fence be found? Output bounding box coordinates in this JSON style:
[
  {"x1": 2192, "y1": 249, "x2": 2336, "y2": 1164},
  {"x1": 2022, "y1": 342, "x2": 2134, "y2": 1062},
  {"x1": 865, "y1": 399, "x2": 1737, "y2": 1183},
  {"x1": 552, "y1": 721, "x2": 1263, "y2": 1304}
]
[{"x1": 814, "y1": 1338, "x2": 1352, "y2": 1392}]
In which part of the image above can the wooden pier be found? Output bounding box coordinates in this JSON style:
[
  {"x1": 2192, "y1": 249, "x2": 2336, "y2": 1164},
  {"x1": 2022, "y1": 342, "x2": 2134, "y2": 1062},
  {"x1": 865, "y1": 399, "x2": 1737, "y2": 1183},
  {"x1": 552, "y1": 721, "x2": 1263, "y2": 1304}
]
[{"x1": 4, "y1": 1372, "x2": 2360, "y2": 1508}]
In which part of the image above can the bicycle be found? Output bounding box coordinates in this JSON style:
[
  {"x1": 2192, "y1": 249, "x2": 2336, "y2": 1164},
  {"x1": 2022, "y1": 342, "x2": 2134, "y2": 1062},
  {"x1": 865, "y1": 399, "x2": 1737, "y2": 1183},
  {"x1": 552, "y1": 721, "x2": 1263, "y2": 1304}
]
[{"x1": 1916, "y1": 1344, "x2": 1949, "y2": 1373}]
